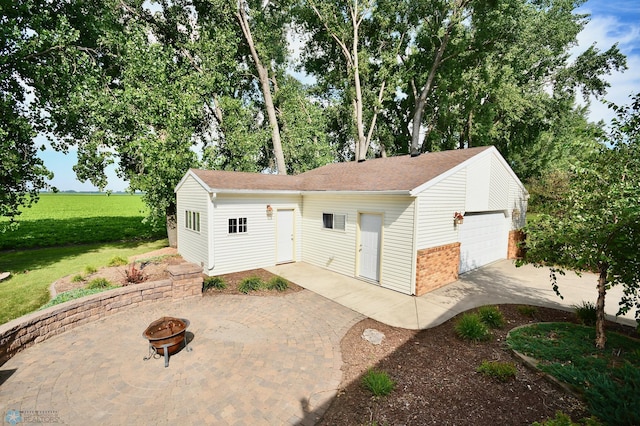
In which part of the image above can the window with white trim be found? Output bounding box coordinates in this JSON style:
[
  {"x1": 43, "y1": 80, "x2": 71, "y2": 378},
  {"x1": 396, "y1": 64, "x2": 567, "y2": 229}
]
[
  {"x1": 185, "y1": 210, "x2": 200, "y2": 232},
  {"x1": 228, "y1": 217, "x2": 248, "y2": 234},
  {"x1": 322, "y1": 213, "x2": 346, "y2": 231}
]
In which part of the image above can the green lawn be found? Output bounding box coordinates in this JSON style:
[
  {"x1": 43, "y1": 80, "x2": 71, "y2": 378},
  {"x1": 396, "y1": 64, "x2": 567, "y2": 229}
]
[
  {"x1": 0, "y1": 193, "x2": 165, "y2": 250},
  {"x1": 0, "y1": 193, "x2": 170, "y2": 324}
]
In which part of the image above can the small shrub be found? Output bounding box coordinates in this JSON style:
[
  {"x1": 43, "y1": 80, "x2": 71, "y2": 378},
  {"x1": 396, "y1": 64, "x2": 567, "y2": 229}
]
[
  {"x1": 574, "y1": 301, "x2": 597, "y2": 326},
  {"x1": 71, "y1": 274, "x2": 85, "y2": 283},
  {"x1": 40, "y1": 287, "x2": 117, "y2": 309},
  {"x1": 124, "y1": 263, "x2": 146, "y2": 285},
  {"x1": 203, "y1": 276, "x2": 226, "y2": 290},
  {"x1": 516, "y1": 305, "x2": 538, "y2": 318},
  {"x1": 454, "y1": 313, "x2": 491, "y2": 342},
  {"x1": 477, "y1": 305, "x2": 505, "y2": 328},
  {"x1": 108, "y1": 256, "x2": 128, "y2": 267},
  {"x1": 362, "y1": 369, "x2": 395, "y2": 397},
  {"x1": 476, "y1": 360, "x2": 517, "y2": 382},
  {"x1": 266, "y1": 276, "x2": 289, "y2": 291},
  {"x1": 531, "y1": 411, "x2": 602, "y2": 426},
  {"x1": 238, "y1": 276, "x2": 263, "y2": 294},
  {"x1": 84, "y1": 265, "x2": 97, "y2": 275},
  {"x1": 86, "y1": 278, "x2": 112, "y2": 289}
]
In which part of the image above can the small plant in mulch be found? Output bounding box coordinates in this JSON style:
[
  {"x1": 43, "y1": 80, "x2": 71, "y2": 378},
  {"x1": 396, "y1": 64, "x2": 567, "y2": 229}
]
[
  {"x1": 85, "y1": 277, "x2": 112, "y2": 290},
  {"x1": 362, "y1": 369, "x2": 395, "y2": 397},
  {"x1": 123, "y1": 262, "x2": 146, "y2": 285},
  {"x1": 203, "y1": 276, "x2": 227, "y2": 291},
  {"x1": 476, "y1": 360, "x2": 517, "y2": 382},
  {"x1": 265, "y1": 276, "x2": 289, "y2": 291},
  {"x1": 84, "y1": 265, "x2": 97, "y2": 275},
  {"x1": 573, "y1": 301, "x2": 597, "y2": 326},
  {"x1": 516, "y1": 305, "x2": 538, "y2": 318},
  {"x1": 238, "y1": 276, "x2": 264, "y2": 294},
  {"x1": 454, "y1": 313, "x2": 491, "y2": 342},
  {"x1": 532, "y1": 410, "x2": 602, "y2": 426},
  {"x1": 108, "y1": 256, "x2": 129, "y2": 267},
  {"x1": 71, "y1": 274, "x2": 85, "y2": 283},
  {"x1": 477, "y1": 305, "x2": 505, "y2": 328}
]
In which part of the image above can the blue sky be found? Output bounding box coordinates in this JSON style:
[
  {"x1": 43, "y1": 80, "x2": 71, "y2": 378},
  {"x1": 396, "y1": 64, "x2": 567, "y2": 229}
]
[{"x1": 38, "y1": 0, "x2": 640, "y2": 192}]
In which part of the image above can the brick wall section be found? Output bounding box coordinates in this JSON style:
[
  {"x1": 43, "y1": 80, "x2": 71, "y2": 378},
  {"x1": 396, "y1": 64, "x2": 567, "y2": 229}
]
[
  {"x1": 415, "y1": 243, "x2": 461, "y2": 296},
  {"x1": 507, "y1": 230, "x2": 525, "y2": 259},
  {"x1": 0, "y1": 263, "x2": 202, "y2": 366}
]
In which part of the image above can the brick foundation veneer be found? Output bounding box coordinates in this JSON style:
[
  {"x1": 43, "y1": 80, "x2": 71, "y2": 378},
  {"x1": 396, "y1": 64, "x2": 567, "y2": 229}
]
[
  {"x1": 0, "y1": 263, "x2": 202, "y2": 366},
  {"x1": 415, "y1": 242, "x2": 461, "y2": 296},
  {"x1": 508, "y1": 230, "x2": 525, "y2": 259}
]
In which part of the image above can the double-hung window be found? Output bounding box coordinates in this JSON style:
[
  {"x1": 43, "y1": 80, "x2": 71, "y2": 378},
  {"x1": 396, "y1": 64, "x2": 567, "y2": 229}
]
[
  {"x1": 322, "y1": 213, "x2": 346, "y2": 231},
  {"x1": 185, "y1": 210, "x2": 200, "y2": 232},
  {"x1": 228, "y1": 217, "x2": 248, "y2": 234}
]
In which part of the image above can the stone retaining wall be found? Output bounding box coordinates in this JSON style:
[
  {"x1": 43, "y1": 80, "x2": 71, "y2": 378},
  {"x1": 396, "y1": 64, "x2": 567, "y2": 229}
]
[{"x1": 0, "y1": 263, "x2": 202, "y2": 366}]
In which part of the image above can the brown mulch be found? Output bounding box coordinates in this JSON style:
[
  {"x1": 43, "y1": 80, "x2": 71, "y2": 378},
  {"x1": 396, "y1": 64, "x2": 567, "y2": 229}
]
[
  {"x1": 319, "y1": 305, "x2": 638, "y2": 426},
  {"x1": 202, "y1": 268, "x2": 304, "y2": 296}
]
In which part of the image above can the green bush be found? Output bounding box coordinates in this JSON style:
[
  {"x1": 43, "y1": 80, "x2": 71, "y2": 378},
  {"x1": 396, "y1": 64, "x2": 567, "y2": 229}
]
[
  {"x1": 71, "y1": 274, "x2": 85, "y2": 283},
  {"x1": 238, "y1": 276, "x2": 263, "y2": 294},
  {"x1": 582, "y1": 362, "x2": 640, "y2": 426},
  {"x1": 574, "y1": 301, "x2": 597, "y2": 326},
  {"x1": 362, "y1": 369, "x2": 395, "y2": 397},
  {"x1": 203, "y1": 276, "x2": 226, "y2": 290},
  {"x1": 476, "y1": 360, "x2": 516, "y2": 382},
  {"x1": 454, "y1": 313, "x2": 491, "y2": 342},
  {"x1": 84, "y1": 265, "x2": 97, "y2": 275},
  {"x1": 531, "y1": 411, "x2": 602, "y2": 426},
  {"x1": 517, "y1": 305, "x2": 538, "y2": 318},
  {"x1": 86, "y1": 278, "x2": 112, "y2": 289},
  {"x1": 477, "y1": 305, "x2": 505, "y2": 328},
  {"x1": 40, "y1": 287, "x2": 117, "y2": 309},
  {"x1": 266, "y1": 276, "x2": 289, "y2": 291},
  {"x1": 108, "y1": 256, "x2": 129, "y2": 267}
]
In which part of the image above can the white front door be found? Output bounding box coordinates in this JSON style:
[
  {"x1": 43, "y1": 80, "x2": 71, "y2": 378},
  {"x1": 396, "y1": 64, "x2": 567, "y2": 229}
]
[
  {"x1": 359, "y1": 213, "x2": 382, "y2": 282},
  {"x1": 276, "y1": 209, "x2": 294, "y2": 263}
]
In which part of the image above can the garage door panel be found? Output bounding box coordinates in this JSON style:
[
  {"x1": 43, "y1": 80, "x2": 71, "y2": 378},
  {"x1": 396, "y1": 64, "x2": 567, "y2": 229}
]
[{"x1": 459, "y1": 212, "x2": 508, "y2": 274}]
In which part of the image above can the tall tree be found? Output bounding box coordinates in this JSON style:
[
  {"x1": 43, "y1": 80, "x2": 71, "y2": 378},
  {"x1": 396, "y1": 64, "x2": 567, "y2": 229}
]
[{"x1": 518, "y1": 93, "x2": 640, "y2": 349}]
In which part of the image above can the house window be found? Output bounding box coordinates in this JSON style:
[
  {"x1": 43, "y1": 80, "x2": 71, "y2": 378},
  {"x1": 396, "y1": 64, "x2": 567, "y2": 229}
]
[
  {"x1": 228, "y1": 217, "x2": 248, "y2": 234},
  {"x1": 322, "y1": 213, "x2": 346, "y2": 231},
  {"x1": 185, "y1": 210, "x2": 200, "y2": 232}
]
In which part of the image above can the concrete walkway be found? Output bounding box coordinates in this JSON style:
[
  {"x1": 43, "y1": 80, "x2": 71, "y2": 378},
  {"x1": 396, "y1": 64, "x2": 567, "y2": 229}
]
[
  {"x1": 0, "y1": 292, "x2": 363, "y2": 425},
  {"x1": 267, "y1": 260, "x2": 637, "y2": 329}
]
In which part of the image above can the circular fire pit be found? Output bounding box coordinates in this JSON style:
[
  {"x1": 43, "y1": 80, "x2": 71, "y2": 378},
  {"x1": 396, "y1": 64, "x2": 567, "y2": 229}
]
[{"x1": 142, "y1": 316, "x2": 190, "y2": 367}]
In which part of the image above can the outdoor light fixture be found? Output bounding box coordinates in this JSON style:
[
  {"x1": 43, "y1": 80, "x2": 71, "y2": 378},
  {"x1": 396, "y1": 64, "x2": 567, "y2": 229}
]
[
  {"x1": 266, "y1": 204, "x2": 273, "y2": 216},
  {"x1": 454, "y1": 212, "x2": 464, "y2": 225}
]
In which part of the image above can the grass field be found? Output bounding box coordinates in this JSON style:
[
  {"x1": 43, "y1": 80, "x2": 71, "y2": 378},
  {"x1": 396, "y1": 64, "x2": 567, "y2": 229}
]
[
  {"x1": 0, "y1": 193, "x2": 169, "y2": 324},
  {"x1": 0, "y1": 193, "x2": 166, "y2": 250}
]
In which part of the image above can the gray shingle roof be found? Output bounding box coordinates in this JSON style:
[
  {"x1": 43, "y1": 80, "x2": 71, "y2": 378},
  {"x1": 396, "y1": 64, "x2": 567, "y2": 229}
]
[{"x1": 190, "y1": 146, "x2": 491, "y2": 193}]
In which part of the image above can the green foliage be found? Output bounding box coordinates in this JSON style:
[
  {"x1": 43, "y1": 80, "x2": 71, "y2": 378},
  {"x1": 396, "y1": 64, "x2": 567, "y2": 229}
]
[
  {"x1": 203, "y1": 276, "x2": 226, "y2": 291},
  {"x1": 238, "y1": 276, "x2": 264, "y2": 294},
  {"x1": 85, "y1": 278, "x2": 112, "y2": 290},
  {"x1": 266, "y1": 276, "x2": 289, "y2": 292},
  {"x1": 71, "y1": 274, "x2": 85, "y2": 283},
  {"x1": 477, "y1": 306, "x2": 505, "y2": 329},
  {"x1": 84, "y1": 265, "x2": 97, "y2": 275},
  {"x1": 574, "y1": 301, "x2": 597, "y2": 326},
  {"x1": 454, "y1": 313, "x2": 491, "y2": 342},
  {"x1": 108, "y1": 256, "x2": 129, "y2": 267},
  {"x1": 476, "y1": 360, "x2": 516, "y2": 382},
  {"x1": 531, "y1": 411, "x2": 602, "y2": 426},
  {"x1": 507, "y1": 323, "x2": 640, "y2": 425},
  {"x1": 40, "y1": 287, "x2": 117, "y2": 310},
  {"x1": 517, "y1": 305, "x2": 538, "y2": 318},
  {"x1": 0, "y1": 194, "x2": 165, "y2": 250},
  {"x1": 361, "y1": 369, "x2": 395, "y2": 397}
]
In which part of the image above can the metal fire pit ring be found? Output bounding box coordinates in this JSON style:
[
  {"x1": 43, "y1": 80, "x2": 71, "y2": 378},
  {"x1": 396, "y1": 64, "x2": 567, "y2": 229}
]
[{"x1": 142, "y1": 316, "x2": 191, "y2": 367}]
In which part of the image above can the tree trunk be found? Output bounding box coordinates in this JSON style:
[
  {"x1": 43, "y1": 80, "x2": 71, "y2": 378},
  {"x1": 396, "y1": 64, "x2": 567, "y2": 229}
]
[
  {"x1": 236, "y1": 2, "x2": 287, "y2": 175},
  {"x1": 166, "y1": 213, "x2": 177, "y2": 248},
  {"x1": 351, "y1": 6, "x2": 366, "y2": 161},
  {"x1": 595, "y1": 265, "x2": 608, "y2": 349}
]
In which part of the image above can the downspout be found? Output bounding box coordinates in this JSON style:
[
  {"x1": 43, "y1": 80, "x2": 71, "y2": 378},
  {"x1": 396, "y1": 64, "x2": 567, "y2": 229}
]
[
  {"x1": 410, "y1": 196, "x2": 419, "y2": 296},
  {"x1": 207, "y1": 192, "x2": 216, "y2": 272}
]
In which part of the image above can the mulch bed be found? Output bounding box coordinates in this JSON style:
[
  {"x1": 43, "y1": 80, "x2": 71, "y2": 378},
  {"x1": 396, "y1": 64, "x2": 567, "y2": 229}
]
[{"x1": 202, "y1": 268, "x2": 304, "y2": 296}]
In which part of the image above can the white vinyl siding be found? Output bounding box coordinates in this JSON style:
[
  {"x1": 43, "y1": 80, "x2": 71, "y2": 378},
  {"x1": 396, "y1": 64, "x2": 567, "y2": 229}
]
[
  {"x1": 415, "y1": 168, "x2": 467, "y2": 249},
  {"x1": 209, "y1": 194, "x2": 302, "y2": 275},
  {"x1": 488, "y1": 155, "x2": 511, "y2": 211},
  {"x1": 176, "y1": 176, "x2": 210, "y2": 269},
  {"x1": 302, "y1": 194, "x2": 415, "y2": 294},
  {"x1": 509, "y1": 181, "x2": 528, "y2": 229}
]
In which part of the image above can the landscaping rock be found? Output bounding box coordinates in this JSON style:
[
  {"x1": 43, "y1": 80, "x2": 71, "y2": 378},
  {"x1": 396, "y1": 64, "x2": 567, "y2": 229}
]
[{"x1": 362, "y1": 328, "x2": 385, "y2": 345}]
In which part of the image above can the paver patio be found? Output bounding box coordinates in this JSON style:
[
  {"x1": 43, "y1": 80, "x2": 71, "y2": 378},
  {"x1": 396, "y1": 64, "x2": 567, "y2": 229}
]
[{"x1": 0, "y1": 292, "x2": 363, "y2": 425}]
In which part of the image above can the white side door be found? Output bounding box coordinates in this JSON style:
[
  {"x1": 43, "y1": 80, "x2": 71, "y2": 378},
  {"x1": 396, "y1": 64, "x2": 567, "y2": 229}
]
[
  {"x1": 276, "y1": 209, "x2": 294, "y2": 263},
  {"x1": 359, "y1": 213, "x2": 382, "y2": 282}
]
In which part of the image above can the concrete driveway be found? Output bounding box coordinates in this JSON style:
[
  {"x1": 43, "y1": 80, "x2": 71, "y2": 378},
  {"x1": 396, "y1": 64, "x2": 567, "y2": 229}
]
[{"x1": 0, "y1": 292, "x2": 363, "y2": 425}]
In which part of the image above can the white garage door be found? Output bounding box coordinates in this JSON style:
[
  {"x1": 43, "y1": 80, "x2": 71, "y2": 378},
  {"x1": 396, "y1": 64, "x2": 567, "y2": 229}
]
[{"x1": 459, "y1": 212, "x2": 508, "y2": 274}]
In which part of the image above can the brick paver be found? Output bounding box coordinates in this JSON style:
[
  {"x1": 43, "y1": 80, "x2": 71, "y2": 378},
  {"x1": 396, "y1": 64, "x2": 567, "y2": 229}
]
[{"x1": 0, "y1": 291, "x2": 363, "y2": 425}]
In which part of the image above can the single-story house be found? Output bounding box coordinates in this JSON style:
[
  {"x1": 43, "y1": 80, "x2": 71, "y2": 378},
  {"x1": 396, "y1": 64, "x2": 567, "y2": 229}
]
[{"x1": 175, "y1": 146, "x2": 528, "y2": 296}]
